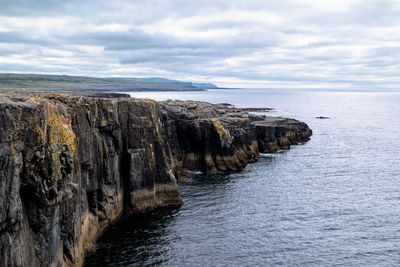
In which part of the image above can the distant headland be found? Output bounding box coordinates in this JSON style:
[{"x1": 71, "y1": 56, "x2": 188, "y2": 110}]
[{"x1": 0, "y1": 73, "x2": 219, "y2": 92}]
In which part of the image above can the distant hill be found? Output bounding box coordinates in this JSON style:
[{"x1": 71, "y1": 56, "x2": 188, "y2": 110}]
[
  {"x1": 113, "y1": 77, "x2": 218, "y2": 89},
  {"x1": 0, "y1": 73, "x2": 213, "y2": 92}
]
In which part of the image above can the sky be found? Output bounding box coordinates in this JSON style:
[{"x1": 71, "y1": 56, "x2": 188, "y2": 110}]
[{"x1": 0, "y1": 0, "x2": 400, "y2": 88}]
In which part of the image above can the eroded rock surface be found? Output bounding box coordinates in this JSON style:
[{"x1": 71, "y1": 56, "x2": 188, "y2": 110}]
[{"x1": 0, "y1": 93, "x2": 311, "y2": 267}]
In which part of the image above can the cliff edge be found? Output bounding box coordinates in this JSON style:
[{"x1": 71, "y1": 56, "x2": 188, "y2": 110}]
[{"x1": 0, "y1": 92, "x2": 311, "y2": 266}]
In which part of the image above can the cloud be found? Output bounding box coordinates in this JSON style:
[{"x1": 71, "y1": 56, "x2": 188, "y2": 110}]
[{"x1": 0, "y1": 0, "x2": 399, "y2": 88}]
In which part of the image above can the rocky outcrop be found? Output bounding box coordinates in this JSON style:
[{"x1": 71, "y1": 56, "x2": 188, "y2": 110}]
[
  {"x1": 0, "y1": 93, "x2": 311, "y2": 267},
  {"x1": 157, "y1": 100, "x2": 311, "y2": 182},
  {"x1": 255, "y1": 117, "x2": 312, "y2": 153}
]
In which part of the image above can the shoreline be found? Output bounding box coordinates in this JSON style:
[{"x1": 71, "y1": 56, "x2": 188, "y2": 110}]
[{"x1": 0, "y1": 91, "x2": 311, "y2": 266}]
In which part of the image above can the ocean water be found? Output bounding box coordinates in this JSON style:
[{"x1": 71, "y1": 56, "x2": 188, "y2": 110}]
[{"x1": 85, "y1": 89, "x2": 400, "y2": 266}]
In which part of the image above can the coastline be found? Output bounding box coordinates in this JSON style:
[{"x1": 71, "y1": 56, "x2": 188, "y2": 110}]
[{"x1": 0, "y1": 92, "x2": 311, "y2": 266}]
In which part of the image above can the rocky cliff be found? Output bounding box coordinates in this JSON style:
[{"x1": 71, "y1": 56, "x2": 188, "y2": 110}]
[{"x1": 0, "y1": 92, "x2": 311, "y2": 267}]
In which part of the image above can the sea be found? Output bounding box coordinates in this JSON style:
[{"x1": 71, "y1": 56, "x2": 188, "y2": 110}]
[{"x1": 85, "y1": 88, "x2": 400, "y2": 266}]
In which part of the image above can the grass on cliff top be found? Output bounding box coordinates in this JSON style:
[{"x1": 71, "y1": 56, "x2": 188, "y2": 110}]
[{"x1": 0, "y1": 73, "x2": 203, "y2": 92}]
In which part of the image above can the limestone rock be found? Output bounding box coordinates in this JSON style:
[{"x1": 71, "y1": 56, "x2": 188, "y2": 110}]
[{"x1": 0, "y1": 93, "x2": 311, "y2": 267}]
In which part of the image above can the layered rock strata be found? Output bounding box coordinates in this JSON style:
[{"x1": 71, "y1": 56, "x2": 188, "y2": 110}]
[{"x1": 0, "y1": 93, "x2": 311, "y2": 267}]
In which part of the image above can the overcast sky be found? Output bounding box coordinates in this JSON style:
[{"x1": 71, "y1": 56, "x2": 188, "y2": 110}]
[{"x1": 0, "y1": 0, "x2": 400, "y2": 88}]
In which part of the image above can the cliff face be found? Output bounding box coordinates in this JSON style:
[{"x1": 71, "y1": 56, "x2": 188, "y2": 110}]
[
  {"x1": 157, "y1": 100, "x2": 311, "y2": 182},
  {"x1": 0, "y1": 93, "x2": 311, "y2": 267}
]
